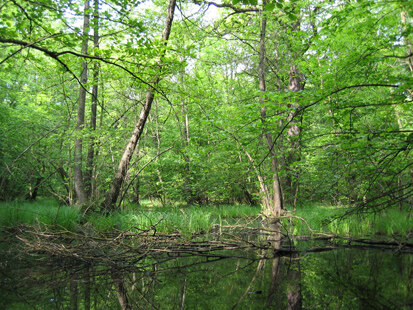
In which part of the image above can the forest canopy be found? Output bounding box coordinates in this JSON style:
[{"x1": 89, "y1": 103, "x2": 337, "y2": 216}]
[{"x1": 0, "y1": 0, "x2": 412, "y2": 215}]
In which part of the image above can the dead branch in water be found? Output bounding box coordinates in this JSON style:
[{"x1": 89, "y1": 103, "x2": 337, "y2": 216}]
[{"x1": 2, "y1": 220, "x2": 411, "y2": 270}]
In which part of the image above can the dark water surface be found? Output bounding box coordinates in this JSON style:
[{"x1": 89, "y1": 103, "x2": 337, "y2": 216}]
[{"x1": 0, "y1": 236, "x2": 412, "y2": 310}]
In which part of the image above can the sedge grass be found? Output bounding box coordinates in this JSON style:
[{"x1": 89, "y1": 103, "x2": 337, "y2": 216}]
[
  {"x1": 88, "y1": 204, "x2": 261, "y2": 234},
  {"x1": 0, "y1": 199, "x2": 81, "y2": 230},
  {"x1": 0, "y1": 199, "x2": 409, "y2": 239},
  {"x1": 289, "y1": 204, "x2": 412, "y2": 238}
]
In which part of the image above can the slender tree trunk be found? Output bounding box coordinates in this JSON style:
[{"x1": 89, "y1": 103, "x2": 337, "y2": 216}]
[
  {"x1": 240, "y1": 143, "x2": 272, "y2": 212},
  {"x1": 85, "y1": 0, "x2": 100, "y2": 198},
  {"x1": 70, "y1": 276, "x2": 78, "y2": 310},
  {"x1": 27, "y1": 176, "x2": 42, "y2": 200},
  {"x1": 212, "y1": 124, "x2": 271, "y2": 213},
  {"x1": 259, "y1": 0, "x2": 283, "y2": 217},
  {"x1": 181, "y1": 90, "x2": 193, "y2": 204},
  {"x1": 133, "y1": 177, "x2": 140, "y2": 205},
  {"x1": 153, "y1": 105, "x2": 166, "y2": 205},
  {"x1": 180, "y1": 278, "x2": 187, "y2": 310},
  {"x1": 74, "y1": 0, "x2": 90, "y2": 205},
  {"x1": 111, "y1": 272, "x2": 131, "y2": 310},
  {"x1": 84, "y1": 266, "x2": 91, "y2": 310},
  {"x1": 287, "y1": 65, "x2": 304, "y2": 211},
  {"x1": 101, "y1": 0, "x2": 177, "y2": 211}
]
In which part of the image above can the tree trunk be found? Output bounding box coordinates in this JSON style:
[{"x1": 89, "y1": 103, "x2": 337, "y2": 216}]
[
  {"x1": 27, "y1": 176, "x2": 42, "y2": 200},
  {"x1": 74, "y1": 0, "x2": 90, "y2": 205},
  {"x1": 180, "y1": 278, "x2": 187, "y2": 310},
  {"x1": 70, "y1": 276, "x2": 78, "y2": 310},
  {"x1": 286, "y1": 260, "x2": 302, "y2": 310},
  {"x1": 111, "y1": 272, "x2": 131, "y2": 310},
  {"x1": 287, "y1": 65, "x2": 304, "y2": 211},
  {"x1": 85, "y1": 0, "x2": 100, "y2": 199},
  {"x1": 265, "y1": 223, "x2": 282, "y2": 308},
  {"x1": 101, "y1": 0, "x2": 177, "y2": 212},
  {"x1": 153, "y1": 106, "x2": 167, "y2": 206},
  {"x1": 133, "y1": 177, "x2": 140, "y2": 205},
  {"x1": 259, "y1": 0, "x2": 283, "y2": 217},
  {"x1": 181, "y1": 88, "x2": 193, "y2": 204},
  {"x1": 84, "y1": 266, "x2": 91, "y2": 310}
]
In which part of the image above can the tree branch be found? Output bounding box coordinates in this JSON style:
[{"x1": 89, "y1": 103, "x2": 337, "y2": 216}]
[
  {"x1": 0, "y1": 37, "x2": 162, "y2": 93},
  {"x1": 258, "y1": 83, "x2": 400, "y2": 167},
  {"x1": 193, "y1": 0, "x2": 258, "y2": 13}
]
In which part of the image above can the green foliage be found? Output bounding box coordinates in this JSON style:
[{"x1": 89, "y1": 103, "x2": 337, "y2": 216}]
[
  {"x1": 87, "y1": 204, "x2": 260, "y2": 234},
  {"x1": 0, "y1": 0, "x2": 411, "y2": 219},
  {"x1": 0, "y1": 199, "x2": 80, "y2": 230},
  {"x1": 288, "y1": 204, "x2": 412, "y2": 238}
]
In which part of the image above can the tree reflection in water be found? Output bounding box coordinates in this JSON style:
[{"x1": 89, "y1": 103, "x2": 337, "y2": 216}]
[{"x1": 0, "y1": 227, "x2": 411, "y2": 309}]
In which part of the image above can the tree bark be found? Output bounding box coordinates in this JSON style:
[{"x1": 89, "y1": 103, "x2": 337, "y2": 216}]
[
  {"x1": 85, "y1": 0, "x2": 100, "y2": 198},
  {"x1": 101, "y1": 0, "x2": 177, "y2": 211},
  {"x1": 259, "y1": 0, "x2": 283, "y2": 217},
  {"x1": 287, "y1": 65, "x2": 304, "y2": 211},
  {"x1": 74, "y1": 0, "x2": 90, "y2": 205}
]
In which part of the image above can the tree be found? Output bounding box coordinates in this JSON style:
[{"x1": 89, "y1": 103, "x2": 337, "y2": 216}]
[
  {"x1": 0, "y1": 0, "x2": 411, "y2": 215},
  {"x1": 74, "y1": 0, "x2": 91, "y2": 205},
  {"x1": 101, "y1": 0, "x2": 177, "y2": 211}
]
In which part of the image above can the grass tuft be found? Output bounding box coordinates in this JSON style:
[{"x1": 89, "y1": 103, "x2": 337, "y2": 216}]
[
  {"x1": 0, "y1": 199, "x2": 81, "y2": 230},
  {"x1": 290, "y1": 204, "x2": 412, "y2": 238},
  {"x1": 0, "y1": 200, "x2": 409, "y2": 239}
]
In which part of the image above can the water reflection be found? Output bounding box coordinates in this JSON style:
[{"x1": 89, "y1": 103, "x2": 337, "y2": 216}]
[{"x1": 0, "y1": 234, "x2": 411, "y2": 309}]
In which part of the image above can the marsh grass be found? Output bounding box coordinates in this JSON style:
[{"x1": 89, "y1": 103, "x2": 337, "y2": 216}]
[
  {"x1": 0, "y1": 199, "x2": 80, "y2": 230},
  {"x1": 289, "y1": 204, "x2": 412, "y2": 238},
  {"x1": 0, "y1": 200, "x2": 409, "y2": 238},
  {"x1": 88, "y1": 204, "x2": 261, "y2": 234}
]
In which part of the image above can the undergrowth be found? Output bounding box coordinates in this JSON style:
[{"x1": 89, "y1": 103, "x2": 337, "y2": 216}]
[
  {"x1": 0, "y1": 199, "x2": 80, "y2": 230},
  {"x1": 0, "y1": 199, "x2": 410, "y2": 238},
  {"x1": 288, "y1": 204, "x2": 412, "y2": 238},
  {"x1": 88, "y1": 204, "x2": 261, "y2": 234}
]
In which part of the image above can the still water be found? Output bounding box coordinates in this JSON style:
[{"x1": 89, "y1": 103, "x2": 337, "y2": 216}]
[{"x1": 0, "y1": 235, "x2": 412, "y2": 309}]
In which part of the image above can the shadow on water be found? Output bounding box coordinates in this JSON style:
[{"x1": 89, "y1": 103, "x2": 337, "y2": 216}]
[{"x1": 0, "y1": 224, "x2": 412, "y2": 310}]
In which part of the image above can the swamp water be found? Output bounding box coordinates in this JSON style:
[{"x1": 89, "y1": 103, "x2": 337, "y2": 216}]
[{"x1": 0, "y1": 229, "x2": 412, "y2": 310}]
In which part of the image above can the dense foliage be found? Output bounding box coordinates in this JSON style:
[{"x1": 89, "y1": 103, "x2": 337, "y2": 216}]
[{"x1": 0, "y1": 0, "x2": 412, "y2": 214}]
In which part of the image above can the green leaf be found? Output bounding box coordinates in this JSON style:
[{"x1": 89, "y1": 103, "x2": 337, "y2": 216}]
[{"x1": 265, "y1": 3, "x2": 275, "y2": 11}]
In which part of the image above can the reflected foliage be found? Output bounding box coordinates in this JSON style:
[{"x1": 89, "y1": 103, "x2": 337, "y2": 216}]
[{"x1": 0, "y1": 239, "x2": 411, "y2": 309}]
